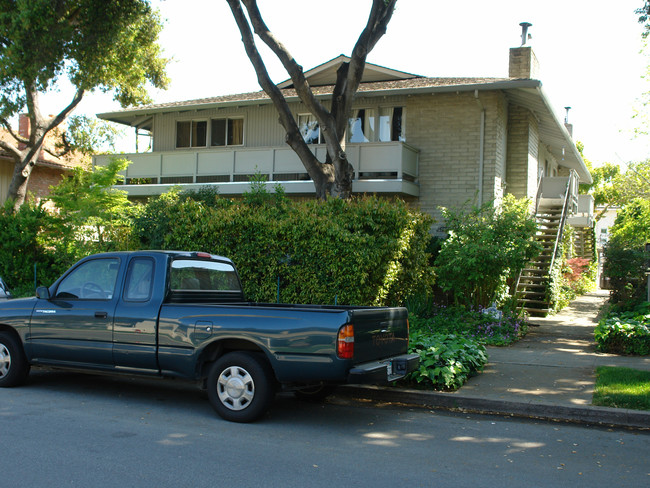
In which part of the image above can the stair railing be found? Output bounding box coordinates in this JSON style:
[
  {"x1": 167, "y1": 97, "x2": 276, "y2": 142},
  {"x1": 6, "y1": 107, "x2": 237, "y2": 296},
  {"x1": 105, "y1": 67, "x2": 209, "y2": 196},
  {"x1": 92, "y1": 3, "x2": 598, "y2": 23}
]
[{"x1": 548, "y1": 170, "x2": 578, "y2": 274}]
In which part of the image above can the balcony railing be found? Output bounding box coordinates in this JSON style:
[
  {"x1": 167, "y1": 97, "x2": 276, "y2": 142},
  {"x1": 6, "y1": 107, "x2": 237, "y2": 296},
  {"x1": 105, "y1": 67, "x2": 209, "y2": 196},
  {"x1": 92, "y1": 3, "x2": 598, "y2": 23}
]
[
  {"x1": 567, "y1": 194, "x2": 595, "y2": 228},
  {"x1": 537, "y1": 170, "x2": 579, "y2": 215},
  {"x1": 94, "y1": 142, "x2": 420, "y2": 197}
]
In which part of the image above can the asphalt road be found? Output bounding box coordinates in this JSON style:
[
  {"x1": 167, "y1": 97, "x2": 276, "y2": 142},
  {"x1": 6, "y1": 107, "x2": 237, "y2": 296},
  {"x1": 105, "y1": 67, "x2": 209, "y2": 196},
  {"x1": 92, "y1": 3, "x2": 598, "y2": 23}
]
[{"x1": 1, "y1": 370, "x2": 648, "y2": 488}]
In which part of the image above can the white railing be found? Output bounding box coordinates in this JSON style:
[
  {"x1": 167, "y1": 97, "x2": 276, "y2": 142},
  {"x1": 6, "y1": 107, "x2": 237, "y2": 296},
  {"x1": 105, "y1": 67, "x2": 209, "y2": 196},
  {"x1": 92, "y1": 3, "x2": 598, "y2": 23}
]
[
  {"x1": 94, "y1": 142, "x2": 420, "y2": 196},
  {"x1": 567, "y1": 194, "x2": 595, "y2": 228}
]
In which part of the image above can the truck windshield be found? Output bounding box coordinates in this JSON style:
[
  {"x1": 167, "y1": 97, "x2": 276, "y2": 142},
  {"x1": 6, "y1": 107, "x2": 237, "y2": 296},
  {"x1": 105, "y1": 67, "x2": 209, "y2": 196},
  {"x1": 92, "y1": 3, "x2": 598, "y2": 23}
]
[{"x1": 170, "y1": 260, "x2": 241, "y2": 292}]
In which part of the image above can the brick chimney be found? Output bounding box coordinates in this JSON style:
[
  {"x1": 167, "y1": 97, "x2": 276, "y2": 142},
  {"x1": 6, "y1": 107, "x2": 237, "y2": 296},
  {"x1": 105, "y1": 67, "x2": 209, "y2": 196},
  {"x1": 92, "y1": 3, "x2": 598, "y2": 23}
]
[
  {"x1": 18, "y1": 113, "x2": 30, "y2": 150},
  {"x1": 509, "y1": 22, "x2": 540, "y2": 79}
]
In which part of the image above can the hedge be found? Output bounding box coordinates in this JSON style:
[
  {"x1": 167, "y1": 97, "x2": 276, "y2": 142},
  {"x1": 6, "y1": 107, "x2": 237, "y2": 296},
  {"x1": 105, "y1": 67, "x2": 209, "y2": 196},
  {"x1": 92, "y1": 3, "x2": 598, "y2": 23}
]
[{"x1": 133, "y1": 189, "x2": 435, "y2": 306}]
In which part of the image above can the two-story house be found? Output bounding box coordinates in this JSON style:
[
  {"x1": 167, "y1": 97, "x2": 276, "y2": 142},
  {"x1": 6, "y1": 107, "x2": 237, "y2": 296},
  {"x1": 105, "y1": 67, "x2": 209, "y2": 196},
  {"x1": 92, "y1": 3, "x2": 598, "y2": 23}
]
[{"x1": 96, "y1": 40, "x2": 595, "y2": 314}]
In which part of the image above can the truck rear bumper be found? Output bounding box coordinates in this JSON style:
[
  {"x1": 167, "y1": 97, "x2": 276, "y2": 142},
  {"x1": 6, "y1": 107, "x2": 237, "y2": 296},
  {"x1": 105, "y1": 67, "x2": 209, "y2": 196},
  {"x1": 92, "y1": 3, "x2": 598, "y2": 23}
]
[{"x1": 347, "y1": 353, "x2": 419, "y2": 385}]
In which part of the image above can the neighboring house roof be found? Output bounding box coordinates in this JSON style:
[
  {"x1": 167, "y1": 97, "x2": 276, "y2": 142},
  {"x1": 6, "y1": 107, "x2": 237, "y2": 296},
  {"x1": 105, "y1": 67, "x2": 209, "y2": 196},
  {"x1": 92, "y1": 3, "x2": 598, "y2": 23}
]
[
  {"x1": 97, "y1": 57, "x2": 591, "y2": 183},
  {"x1": 0, "y1": 125, "x2": 81, "y2": 171}
]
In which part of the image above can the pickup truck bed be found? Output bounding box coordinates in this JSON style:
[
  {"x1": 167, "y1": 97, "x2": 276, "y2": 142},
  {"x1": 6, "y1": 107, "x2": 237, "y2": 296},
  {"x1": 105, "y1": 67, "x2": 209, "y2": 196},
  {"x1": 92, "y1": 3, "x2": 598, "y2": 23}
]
[{"x1": 0, "y1": 250, "x2": 418, "y2": 422}]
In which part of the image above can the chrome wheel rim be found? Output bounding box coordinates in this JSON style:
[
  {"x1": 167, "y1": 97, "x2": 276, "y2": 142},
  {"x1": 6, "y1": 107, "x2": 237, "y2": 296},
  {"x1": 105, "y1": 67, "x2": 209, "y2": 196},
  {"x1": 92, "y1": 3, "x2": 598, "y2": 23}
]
[
  {"x1": 217, "y1": 366, "x2": 255, "y2": 411},
  {"x1": 0, "y1": 344, "x2": 10, "y2": 378}
]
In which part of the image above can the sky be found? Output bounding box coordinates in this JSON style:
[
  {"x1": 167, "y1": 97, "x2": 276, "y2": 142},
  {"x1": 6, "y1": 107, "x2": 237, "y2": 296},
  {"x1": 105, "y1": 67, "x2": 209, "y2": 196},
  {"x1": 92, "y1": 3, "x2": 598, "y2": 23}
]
[{"x1": 39, "y1": 0, "x2": 650, "y2": 166}]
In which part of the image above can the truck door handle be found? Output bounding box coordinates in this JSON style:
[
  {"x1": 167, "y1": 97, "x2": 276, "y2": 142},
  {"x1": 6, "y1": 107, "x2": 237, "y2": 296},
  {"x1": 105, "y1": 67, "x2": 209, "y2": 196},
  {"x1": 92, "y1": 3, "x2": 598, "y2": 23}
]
[{"x1": 95, "y1": 311, "x2": 108, "y2": 319}]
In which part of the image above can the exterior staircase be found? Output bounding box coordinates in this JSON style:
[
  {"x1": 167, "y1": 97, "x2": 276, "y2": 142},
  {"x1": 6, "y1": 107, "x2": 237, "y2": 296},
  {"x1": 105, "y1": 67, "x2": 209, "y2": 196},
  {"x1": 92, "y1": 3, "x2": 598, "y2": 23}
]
[
  {"x1": 517, "y1": 204, "x2": 563, "y2": 316},
  {"x1": 516, "y1": 170, "x2": 583, "y2": 317},
  {"x1": 573, "y1": 227, "x2": 595, "y2": 259}
]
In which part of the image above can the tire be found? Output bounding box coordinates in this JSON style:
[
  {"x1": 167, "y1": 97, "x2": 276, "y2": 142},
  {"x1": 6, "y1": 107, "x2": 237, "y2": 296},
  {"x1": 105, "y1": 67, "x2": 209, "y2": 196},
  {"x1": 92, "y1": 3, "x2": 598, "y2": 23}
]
[
  {"x1": 294, "y1": 384, "x2": 335, "y2": 402},
  {"x1": 206, "y1": 352, "x2": 275, "y2": 423},
  {"x1": 0, "y1": 331, "x2": 30, "y2": 387}
]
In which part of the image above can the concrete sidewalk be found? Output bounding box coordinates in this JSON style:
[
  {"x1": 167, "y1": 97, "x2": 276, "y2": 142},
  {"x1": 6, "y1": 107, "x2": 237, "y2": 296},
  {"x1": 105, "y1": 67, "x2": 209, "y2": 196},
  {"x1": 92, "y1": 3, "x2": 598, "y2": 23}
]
[{"x1": 339, "y1": 289, "x2": 650, "y2": 429}]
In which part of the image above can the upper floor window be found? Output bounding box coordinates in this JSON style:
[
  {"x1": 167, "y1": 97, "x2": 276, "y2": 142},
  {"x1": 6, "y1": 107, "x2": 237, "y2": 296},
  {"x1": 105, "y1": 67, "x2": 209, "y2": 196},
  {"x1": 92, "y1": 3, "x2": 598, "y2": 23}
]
[
  {"x1": 176, "y1": 118, "x2": 244, "y2": 148},
  {"x1": 299, "y1": 114, "x2": 321, "y2": 144},
  {"x1": 348, "y1": 106, "x2": 404, "y2": 143},
  {"x1": 176, "y1": 120, "x2": 207, "y2": 148},
  {"x1": 212, "y1": 118, "x2": 244, "y2": 146}
]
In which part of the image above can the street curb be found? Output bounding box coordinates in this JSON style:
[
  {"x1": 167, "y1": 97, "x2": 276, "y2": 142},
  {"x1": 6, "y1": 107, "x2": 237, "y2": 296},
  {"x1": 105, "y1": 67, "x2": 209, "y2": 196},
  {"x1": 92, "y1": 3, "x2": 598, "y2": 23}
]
[{"x1": 335, "y1": 385, "x2": 650, "y2": 430}]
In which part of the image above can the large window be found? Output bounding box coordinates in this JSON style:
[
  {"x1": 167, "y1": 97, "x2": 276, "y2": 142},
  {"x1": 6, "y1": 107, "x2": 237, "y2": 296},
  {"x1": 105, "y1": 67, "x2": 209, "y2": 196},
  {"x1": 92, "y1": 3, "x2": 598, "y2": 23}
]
[
  {"x1": 176, "y1": 120, "x2": 207, "y2": 148},
  {"x1": 211, "y1": 118, "x2": 244, "y2": 146},
  {"x1": 348, "y1": 106, "x2": 404, "y2": 143},
  {"x1": 176, "y1": 119, "x2": 243, "y2": 148}
]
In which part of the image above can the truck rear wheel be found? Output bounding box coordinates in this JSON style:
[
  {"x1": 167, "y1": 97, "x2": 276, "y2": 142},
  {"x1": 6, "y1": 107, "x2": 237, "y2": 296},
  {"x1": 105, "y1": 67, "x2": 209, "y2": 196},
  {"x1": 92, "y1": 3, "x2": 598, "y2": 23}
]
[
  {"x1": 0, "y1": 331, "x2": 30, "y2": 387},
  {"x1": 207, "y1": 352, "x2": 275, "y2": 423}
]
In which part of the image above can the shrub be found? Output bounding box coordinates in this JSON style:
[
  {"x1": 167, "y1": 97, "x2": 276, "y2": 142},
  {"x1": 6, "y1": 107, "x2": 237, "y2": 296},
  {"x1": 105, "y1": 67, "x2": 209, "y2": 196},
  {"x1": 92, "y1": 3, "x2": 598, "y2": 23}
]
[
  {"x1": 595, "y1": 303, "x2": 650, "y2": 355},
  {"x1": 435, "y1": 195, "x2": 541, "y2": 309},
  {"x1": 0, "y1": 201, "x2": 69, "y2": 296},
  {"x1": 603, "y1": 198, "x2": 650, "y2": 310},
  {"x1": 133, "y1": 190, "x2": 435, "y2": 306},
  {"x1": 404, "y1": 331, "x2": 487, "y2": 390},
  {"x1": 409, "y1": 306, "x2": 527, "y2": 346}
]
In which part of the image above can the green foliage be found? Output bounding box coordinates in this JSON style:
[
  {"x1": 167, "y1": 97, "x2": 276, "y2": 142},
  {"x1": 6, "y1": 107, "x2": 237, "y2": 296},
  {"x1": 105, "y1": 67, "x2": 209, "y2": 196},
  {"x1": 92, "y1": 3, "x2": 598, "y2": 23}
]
[
  {"x1": 0, "y1": 0, "x2": 169, "y2": 117},
  {"x1": 133, "y1": 191, "x2": 434, "y2": 306},
  {"x1": 603, "y1": 198, "x2": 650, "y2": 308},
  {"x1": 408, "y1": 306, "x2": 528, "y2": 347},
  {"x1": 595, "y1": 303, "x2": 650, "y2": 355},
  {"x1": 64, "y1": 115, "x2": 123, "y2": 157},
  {"x1": 435, "y1": 195, "x2": 541, "y2": 308},
  {"x1": 0, "y1": 201, "x2": 69, "y2": 296},
  {"x1": 47, "y1": 158, "x2": 137, "y2": 253},
  {"x1": 404, "y1": 331, "x2": 487, "y2": 390}
]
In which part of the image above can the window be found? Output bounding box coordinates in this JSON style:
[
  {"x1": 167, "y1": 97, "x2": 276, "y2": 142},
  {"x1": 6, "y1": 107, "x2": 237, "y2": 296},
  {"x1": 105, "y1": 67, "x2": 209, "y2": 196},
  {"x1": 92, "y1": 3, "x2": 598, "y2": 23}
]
[
  {"x1": 298, "y1": 114, "x2": 321, "y2": 144},
  {"x1": 55, "y1": 258, "x2": 120, "y2": 300},
  {"x1": 211, "y1": 118, "x2": 244, "y2": 146},
  {"x1": 176, "y1": 120, "x2": 207, "y2": 148},
  {"x1": 379, "y1": 106, "x2": 404, "y2": 142},
  {"x1": 170, "y1": 260, "x2": 241, "y2": 292},
  {"x1": 348, "y1": 106, "x2": 404, "y2": 142},
  {"x1": 348, "y1": 109, "x2": 375, "y2": 143},
  {"x1": 124, "y1": 258, "x2": 154, "y2": 301}
]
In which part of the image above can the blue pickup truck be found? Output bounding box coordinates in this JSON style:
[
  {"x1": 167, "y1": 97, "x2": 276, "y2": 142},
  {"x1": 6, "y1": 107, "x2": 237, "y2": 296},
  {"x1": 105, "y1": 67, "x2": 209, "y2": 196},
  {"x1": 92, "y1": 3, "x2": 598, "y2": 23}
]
[{"x1": 0, "y1": 251, "x2": 418, "y2": 422}]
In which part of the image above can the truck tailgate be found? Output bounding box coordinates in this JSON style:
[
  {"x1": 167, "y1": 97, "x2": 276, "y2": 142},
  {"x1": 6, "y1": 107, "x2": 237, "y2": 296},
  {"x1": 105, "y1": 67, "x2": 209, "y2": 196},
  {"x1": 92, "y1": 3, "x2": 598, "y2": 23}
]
[{"x1": 349, "y1": 307, "x2": 409, "y2": 364}]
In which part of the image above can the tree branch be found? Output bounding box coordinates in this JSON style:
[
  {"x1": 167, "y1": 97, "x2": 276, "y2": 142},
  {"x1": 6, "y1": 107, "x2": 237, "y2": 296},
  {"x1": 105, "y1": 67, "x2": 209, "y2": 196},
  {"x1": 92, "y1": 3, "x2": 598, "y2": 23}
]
[{"x1": 226, "y1": 0, "x2": 330, "y2": 190}]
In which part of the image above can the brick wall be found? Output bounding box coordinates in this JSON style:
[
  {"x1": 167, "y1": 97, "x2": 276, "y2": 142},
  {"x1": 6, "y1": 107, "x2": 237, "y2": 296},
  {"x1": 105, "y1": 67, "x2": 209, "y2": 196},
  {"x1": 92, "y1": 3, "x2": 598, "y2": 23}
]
[{"x1": 406, "y1": 90, "x2": 510, "y2": 226}]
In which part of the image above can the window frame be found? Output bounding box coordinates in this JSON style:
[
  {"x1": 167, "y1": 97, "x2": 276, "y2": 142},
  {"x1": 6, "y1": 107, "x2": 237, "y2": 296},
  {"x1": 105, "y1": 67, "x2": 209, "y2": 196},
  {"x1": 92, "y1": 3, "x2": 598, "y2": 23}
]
[
  {"x1": 176, "y1": 119, "x2": 208, "y2": 149},
  {"x1": 210, "y1": 117, "x2": 245, "y2": 147}
]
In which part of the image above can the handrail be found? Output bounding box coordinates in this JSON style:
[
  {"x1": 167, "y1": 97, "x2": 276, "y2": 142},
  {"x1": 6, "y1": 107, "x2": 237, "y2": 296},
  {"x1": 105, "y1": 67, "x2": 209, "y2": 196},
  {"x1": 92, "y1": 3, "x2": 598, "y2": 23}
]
[{"x1": 548, "y1": 170, "x2": 578, "y2": 273}]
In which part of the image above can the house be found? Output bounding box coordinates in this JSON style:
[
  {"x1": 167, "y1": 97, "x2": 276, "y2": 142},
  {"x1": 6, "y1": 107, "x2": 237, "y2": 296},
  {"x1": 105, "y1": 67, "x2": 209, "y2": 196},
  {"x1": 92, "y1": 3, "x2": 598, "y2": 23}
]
[
  {"x1": 0, "y1": 114, "x2": 83, "y2": 206},
  {"x1": 95, "y1": 33, "x2": 595, "y2": 314}
]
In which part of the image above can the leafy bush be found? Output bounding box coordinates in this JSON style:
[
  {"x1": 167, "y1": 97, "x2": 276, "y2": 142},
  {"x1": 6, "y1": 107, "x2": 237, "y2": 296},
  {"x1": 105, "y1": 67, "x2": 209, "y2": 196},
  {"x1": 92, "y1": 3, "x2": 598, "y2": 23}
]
[
  {"x1": 133, "y1": 190, "x2": 435, "y2": 306},
  {"x1": 409, "y1": 306, "x2": 527, "y2": 346},
  {"x1": 0, "y1": 201, "x2": 69, "y2": 296},
  {"x1": 404, "y1": 331, "x2": 487, "y2": 390},
  {"x1": 435, "y1": 195, "x2": 541, "y2": 308},
  {"x1": 595, "y1": 303, "x2": 650, "y2": 355},
  {"x1": 603, "y1": 198, "x2": 650, "y2": 309}
]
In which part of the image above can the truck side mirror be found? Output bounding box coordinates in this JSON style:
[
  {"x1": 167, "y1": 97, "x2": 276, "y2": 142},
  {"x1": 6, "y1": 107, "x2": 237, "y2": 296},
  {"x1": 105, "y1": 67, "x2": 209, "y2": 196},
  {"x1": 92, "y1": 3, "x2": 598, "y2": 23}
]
[{"x1": 36, "y1": 286, "x2": 51, "y2": 300}]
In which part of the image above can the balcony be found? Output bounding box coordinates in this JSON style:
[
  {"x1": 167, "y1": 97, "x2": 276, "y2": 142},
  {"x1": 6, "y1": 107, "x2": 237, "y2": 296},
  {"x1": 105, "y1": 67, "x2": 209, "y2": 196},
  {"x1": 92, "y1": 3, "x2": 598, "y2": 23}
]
[
  {"x1": 567, "y1": 194, "x2": 595, "y2": 228},
  {"x1": 537, "y1": 171, "x2": 579, "y2": 215},
  {"x1": 94, "y1": 142, "x2": 420, "y2": 197}
]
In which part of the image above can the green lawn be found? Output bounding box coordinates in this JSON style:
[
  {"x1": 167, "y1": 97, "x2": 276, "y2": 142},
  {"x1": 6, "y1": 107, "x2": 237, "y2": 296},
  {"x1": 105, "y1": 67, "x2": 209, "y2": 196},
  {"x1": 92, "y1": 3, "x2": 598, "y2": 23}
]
[{"x1": 592, "y1": 366, "x2": 650, "y2": 411}]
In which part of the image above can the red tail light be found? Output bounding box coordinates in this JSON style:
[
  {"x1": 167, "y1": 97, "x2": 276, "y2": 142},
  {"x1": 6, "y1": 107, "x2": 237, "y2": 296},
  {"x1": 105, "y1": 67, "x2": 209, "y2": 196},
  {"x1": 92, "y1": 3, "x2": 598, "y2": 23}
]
[{"x1": 337, "y1": 324, "x2": 354, "y2": 359}]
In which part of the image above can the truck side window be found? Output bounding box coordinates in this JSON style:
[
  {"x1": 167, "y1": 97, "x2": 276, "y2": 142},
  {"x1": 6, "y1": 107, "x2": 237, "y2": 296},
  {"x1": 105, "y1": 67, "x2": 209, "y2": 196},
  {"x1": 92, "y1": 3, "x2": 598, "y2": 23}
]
[
  {"x1": 124, "y1": 258, "x2": 154, "y2": 302},
  {"x1": 55, "y1": 258, "x2": 120, "y2": 300}
]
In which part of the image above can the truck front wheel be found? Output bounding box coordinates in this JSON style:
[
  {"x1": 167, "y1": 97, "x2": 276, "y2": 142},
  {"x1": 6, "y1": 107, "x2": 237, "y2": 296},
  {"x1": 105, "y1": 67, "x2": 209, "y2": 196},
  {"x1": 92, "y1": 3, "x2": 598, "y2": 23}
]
[
  {"x1": 207, "y1": 352, "x2": 275, "y2": 423},
  {"x1": 0, "y1": 331, "x2": 30, "y2": 387}
]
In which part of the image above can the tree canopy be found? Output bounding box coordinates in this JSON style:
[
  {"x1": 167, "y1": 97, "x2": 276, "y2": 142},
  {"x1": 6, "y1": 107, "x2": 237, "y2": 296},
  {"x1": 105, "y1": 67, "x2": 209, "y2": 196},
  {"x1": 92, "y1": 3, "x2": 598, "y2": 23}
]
[{"x1": 0, "y1": 0, "x2": 169, "y2": 210}]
